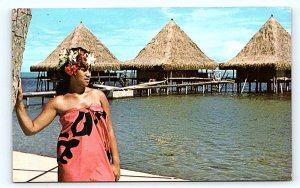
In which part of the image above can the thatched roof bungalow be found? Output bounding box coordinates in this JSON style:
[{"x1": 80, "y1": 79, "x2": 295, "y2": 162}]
[
  {"x1": 123, "y1": 19, "x2": 217, "y2": 82},
  {"x1": 219, "y1": 15, "x2": 291, "y2": 83},
  {"x1": 30, "y1": 22, "x2": 121, "y2": 72}
]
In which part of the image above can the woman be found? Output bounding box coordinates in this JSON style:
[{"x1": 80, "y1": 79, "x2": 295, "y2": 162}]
[{"x1": 15, "y1": 47, "x2": 120, "y2": 182}]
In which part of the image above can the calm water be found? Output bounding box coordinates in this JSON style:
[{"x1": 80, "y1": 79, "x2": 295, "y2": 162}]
[{"x1": 13, "y1": 74, "x2": 291, "y2": 181}]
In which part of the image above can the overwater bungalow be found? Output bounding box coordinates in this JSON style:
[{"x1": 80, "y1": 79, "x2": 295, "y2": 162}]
[
  {"x1": 30, "y1": 22, "x2": 121, "y2": 91},
  {"x1": 122, "y1": 19, "x2": 218, "y2": 85},
  {"x1": 219, "y1": 15, "x2": 291, "y2": 93}
]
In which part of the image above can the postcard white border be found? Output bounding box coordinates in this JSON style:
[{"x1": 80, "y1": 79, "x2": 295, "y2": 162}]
[{"x1": 1, "y1": 1, "x2": 299, "y2": 188}]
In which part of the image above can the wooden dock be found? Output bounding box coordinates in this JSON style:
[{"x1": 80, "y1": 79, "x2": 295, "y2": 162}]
[
  {"x1": 22, "y1": 80, "x2": 238, "y2": 105},
  {"x1": 128, "y1": 80, "x2": 235, "y2": 96},
  {"x1": 23, "y1": 91, "x2": 56, "y2": 106},
  {"x1": 22, "y1": 80, "x2": 235, "y2": 106}
]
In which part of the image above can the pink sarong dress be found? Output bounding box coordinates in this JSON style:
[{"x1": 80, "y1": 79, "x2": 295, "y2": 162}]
[{"x1": 57, "y1": 103, "x2": 115, "y2": 182}]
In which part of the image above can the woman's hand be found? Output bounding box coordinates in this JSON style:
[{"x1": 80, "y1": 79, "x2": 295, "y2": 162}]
[
  {"x1": 111, "y1": 163, "x2": 120, "y2": 181},
  {"x1": 16, "y1": 79, "x2": 24, "y2": 107}
]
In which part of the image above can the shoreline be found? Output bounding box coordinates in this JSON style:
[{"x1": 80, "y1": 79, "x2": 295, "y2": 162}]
[{"x1": 12, "y1": 151, "x2": 186, "y2": 182}]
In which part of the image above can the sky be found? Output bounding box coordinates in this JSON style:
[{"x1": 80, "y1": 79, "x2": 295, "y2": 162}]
[{"x1": 22, "y1": 7, "x2": 291, "y2": 72}]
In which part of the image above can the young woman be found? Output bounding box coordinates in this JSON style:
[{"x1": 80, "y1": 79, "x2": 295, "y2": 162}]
[{"x1": 15, "y1": 47, "x2": 120, "y2": 182}]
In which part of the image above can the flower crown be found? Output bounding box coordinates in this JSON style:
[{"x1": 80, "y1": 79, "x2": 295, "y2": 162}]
[{"x1": 58, "y1": 48, "x2": 96, "y2": 76}]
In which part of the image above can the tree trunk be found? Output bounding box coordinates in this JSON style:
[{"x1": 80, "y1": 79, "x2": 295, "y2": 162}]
[{"x1": 12, "y1": 8, "x2": 32, "y2": 110}]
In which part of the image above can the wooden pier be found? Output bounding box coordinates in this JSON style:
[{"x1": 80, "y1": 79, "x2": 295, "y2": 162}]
[
  {"x1": 127, "y1": 80, "x2": 235, "y2": 97},
  {"x1": 23, "y1": 91, "x2": 56, "y2": 106},
  {"x1": 22, "y1": 77, "x2": 290, "y2": 106}
]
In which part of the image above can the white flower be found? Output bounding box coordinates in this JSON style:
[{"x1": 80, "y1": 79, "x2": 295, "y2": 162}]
[
  {"x1": 68, "y1": 50, "x2": 78, "y2": 63},
  {"x1": 58, "y1": 48, "x2": 69, "y2": 67},
  {"x1": 86, "y1": 53, "x2": 96, "y2": 65}
]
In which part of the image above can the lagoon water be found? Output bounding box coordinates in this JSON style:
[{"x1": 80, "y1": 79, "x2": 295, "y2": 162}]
[{"x1": 12, "y1": 74, "x2": 291, "y2": 181}]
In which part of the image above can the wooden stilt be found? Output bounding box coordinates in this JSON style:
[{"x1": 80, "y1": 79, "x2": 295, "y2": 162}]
[
  {"x1": 273, "y1": 76, "x2": 277, "y2": 93},
  {"x1": 249, "y1": 82, "x2": 251, "y2": 92},
  {"x1": 259, "y1": 82, "x2": 262, "y2": 92},
  {"x1": 256, "y1": 81, "x2": 258, "y2": 93},
  {"x1": 26, "y1": 97, "x2": 30, "y2": 106},
  {"x1": 241, "y1": 78, "x2": 247, "y2": 93}
]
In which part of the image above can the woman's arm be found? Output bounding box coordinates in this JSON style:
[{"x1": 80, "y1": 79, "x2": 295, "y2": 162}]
[
  {"x1": 15, "y1": 82, "x2": 58, "y2": 136},
  {"x1": 99, "y1": 90, "x2": 120, "y2": 181}
]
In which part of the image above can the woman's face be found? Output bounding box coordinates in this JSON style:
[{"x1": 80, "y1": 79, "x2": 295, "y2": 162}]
[{"x1": 74, "y1": 68, "x2": 91, "y2": 87}]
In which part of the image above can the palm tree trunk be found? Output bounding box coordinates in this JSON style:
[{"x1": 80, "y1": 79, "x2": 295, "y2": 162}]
[{"x1": 12, "y1": 8, "x2": 32, "y2": 110}]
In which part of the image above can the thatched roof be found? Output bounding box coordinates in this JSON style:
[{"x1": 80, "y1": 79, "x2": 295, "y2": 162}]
[
  {"x1": 123, "y1": 19, "x2": 217, "y2": 70},
  {"x1": 219, "y1": 15, "x2": 291, "y2": 70},
  {"x1": 30, "y1": 22, "x2": 121, "y2": 72}
]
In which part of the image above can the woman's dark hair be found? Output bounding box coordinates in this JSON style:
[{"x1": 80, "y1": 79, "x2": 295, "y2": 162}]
[
  {"x1": 56, "y1": 62, "x2": 71, "y2": 95},
  {"x1": 55, "y1": 48, "x2": 90, "y2": 95}
]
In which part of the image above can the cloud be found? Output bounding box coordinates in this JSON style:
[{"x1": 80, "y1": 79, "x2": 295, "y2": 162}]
[
  {"x1": 189, "y1": 8, "x2": 241, "y2": 21},
  {"x1": 217, "y1": 40, "x2": 246, "y2": 62},
  {"x1": 179, "y1": 18, "x2": 255, "y2": 62},
  {"x1": 160, "y1": 8, "x2": 178, "y2": 19},
  {"x1": 95, "y1": 26, "x2": 163, "y2": 60}
]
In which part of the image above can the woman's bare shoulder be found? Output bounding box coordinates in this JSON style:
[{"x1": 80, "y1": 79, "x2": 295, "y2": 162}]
[
  {"x1": 46, "y1": 95, "x2": 65, "y2": 108},
  {"x1": 94, "y1": 89, "x2": 108, "y2": 99},
  {"x1": 48, "y1": 94, "x2": 79, "y2": 115}
]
